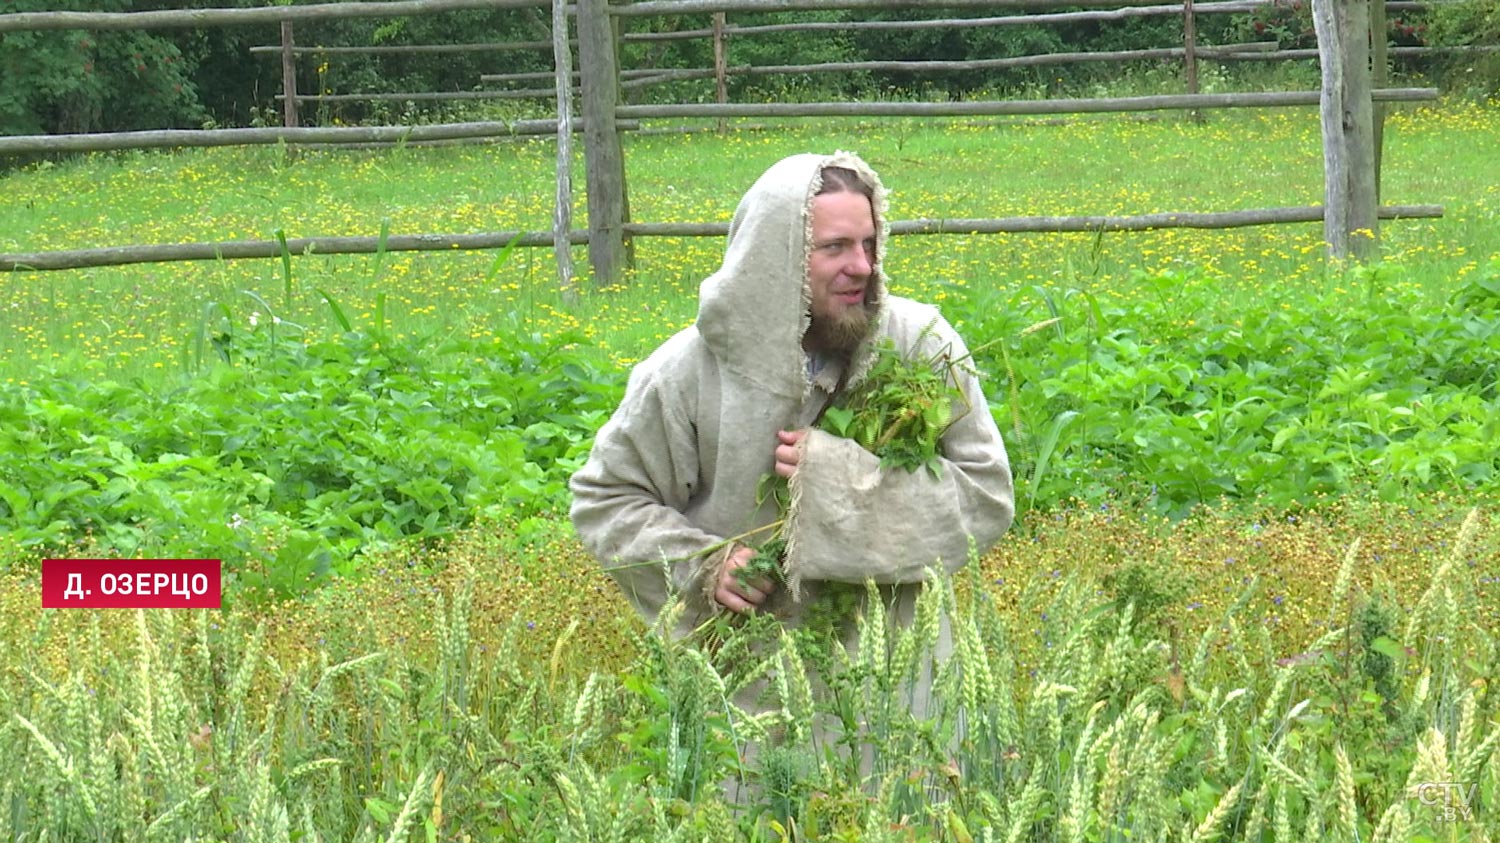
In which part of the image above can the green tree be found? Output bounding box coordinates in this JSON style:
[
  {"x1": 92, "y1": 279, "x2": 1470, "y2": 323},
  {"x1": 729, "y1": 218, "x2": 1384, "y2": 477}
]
[
  {"x1": 1427, "y1": 0, "x2": 1500, "y2": 93},
  {"x1": 0, "y1": 0, "x2": 207, "y2": 135}
]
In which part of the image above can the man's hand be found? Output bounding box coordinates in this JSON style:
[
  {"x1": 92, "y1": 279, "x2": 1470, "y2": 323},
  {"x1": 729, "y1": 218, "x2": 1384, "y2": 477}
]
[
  {"x1": 714, "y1": 544, "x2": 775, "y2": 613},
  {"x1": 774, "y1": 428, "x2": 806, "y2": 479}
]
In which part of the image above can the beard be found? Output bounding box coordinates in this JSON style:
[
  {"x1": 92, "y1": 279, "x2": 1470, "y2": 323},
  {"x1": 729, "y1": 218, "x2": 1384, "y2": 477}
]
[{"x1": 805, "y1": 300, "x2": 875, "y2": 356}]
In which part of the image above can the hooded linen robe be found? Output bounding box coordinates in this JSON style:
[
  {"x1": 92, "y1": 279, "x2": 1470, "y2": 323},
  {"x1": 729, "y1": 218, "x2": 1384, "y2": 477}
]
[{"x1": 569, "y1": 151, "x2": 1014, "y2": 660}]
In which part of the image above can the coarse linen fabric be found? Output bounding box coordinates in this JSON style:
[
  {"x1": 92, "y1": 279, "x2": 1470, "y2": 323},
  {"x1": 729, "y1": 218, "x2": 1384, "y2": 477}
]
[{"x1": 568, "y1": 151, "x2": 1015, "y2": 655}]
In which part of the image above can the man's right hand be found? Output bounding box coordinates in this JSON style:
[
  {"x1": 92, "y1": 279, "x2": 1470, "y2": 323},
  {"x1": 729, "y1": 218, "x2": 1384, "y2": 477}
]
[{"x1": 714, "y1": 544, "x2": 776, "y2": 614}]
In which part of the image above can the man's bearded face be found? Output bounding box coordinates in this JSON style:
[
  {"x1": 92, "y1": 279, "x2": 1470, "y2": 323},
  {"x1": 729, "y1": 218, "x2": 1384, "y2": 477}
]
[{"x1": 805, "y1": 190, "x2": 877, "y2": 355}]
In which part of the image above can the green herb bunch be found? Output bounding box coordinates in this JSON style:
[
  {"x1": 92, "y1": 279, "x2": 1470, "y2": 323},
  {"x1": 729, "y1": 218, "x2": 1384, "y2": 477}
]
[
  {"x1": 733, "y1": 477, "x2": 789, "y2": 589},
  {"x1": 817, "y1": 337, "x2": 968, "y2": 477},
  {"x1": 732, "y1": 336, "x2": 967, "y2": 591}
]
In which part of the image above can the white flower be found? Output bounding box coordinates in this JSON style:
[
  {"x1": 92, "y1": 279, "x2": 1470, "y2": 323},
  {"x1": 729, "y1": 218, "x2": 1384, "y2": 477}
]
[{"x1": 249, "y1": 311, "x2": 260, "y2": 328}]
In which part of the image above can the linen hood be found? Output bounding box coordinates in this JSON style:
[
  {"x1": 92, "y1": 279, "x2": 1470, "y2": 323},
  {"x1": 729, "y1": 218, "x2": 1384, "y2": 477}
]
[{"x1": 696, "y1": 151, "x2": 890, "y2": 399}]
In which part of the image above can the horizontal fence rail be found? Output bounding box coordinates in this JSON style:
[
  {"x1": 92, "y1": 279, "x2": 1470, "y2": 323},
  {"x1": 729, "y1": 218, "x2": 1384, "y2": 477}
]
[
  {"x1": 617, "y1": 88, "x2": 1438, "y2": 119},
  {"x1": 0, "y1": 231, "x2": 584, "y2": 272},
  {"x1": 0, "y1": 206, "x2": 1444, "y2": 272},
  {"x1": 604, "y1": 45, "x2": 1281, "y2": 89},
  {"x1": 631, "y1": 205, "x2": 1444, "y2": 236},
  {"x1": 275, "y1": 90, "x2": 570, "y2": 103},
  {"x1": 607, "y1": 43, "x2": 1489, "y2": 91},
  {"x1": 620, "y1": 0, "x2": 1432, "y2": 40},
  {"x1": 0, "y1": 0, "x2": 551, "y2": 33},
  {"x1": 0, "y1": 121, "x2": 608, "y2": 155},
  {"x1": 615, "y1": 0, "x2": 1203, "y2": 14},
  {"x1": 1219, "y1": 44, "x2": 1500, "y2": 60},
  {"x1": 248, "y1": 41, "x2": 571, "y2": 56}
]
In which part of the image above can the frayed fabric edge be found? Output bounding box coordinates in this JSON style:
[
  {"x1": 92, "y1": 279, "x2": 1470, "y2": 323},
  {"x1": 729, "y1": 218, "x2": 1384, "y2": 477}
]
[
  {"x1": 698, "y1": 542, "x2": 739, "y2": 611},
  {"x1": 781, "y1": 434, "x2": 811, "y2": 603}
]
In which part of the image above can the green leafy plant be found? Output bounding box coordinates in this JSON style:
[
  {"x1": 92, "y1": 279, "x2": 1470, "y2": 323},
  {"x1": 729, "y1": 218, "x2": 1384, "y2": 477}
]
[
  {"x1": 819, "y1": 336, "x2": 969, "y2": 477},
  {"x1": 732, "y1": 336, "x2": 970, "y2": 594}
]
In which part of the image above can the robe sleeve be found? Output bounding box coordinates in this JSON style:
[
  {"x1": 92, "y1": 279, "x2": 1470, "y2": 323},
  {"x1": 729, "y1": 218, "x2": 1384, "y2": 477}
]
[
  {"x1": 782, "y1": 320, "x2": 1014, "y2": 596},
  {"x1": 568, "y1": 365, "x2": 723, "y2": 619}
]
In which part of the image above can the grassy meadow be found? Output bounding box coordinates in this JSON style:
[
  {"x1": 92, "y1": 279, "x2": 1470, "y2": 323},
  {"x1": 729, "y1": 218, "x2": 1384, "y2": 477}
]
[
  {"x1": 3, "y1": 101, "x2": 1498, "y2": 376},
  {"x1": 1, "y1": 101, "x2": 1499, "y2": 840}
]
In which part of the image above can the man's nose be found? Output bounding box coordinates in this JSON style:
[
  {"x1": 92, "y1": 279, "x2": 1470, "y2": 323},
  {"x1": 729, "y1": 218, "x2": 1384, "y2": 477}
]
[{"x1": 849, "y1": 246, "x2": 872, "y2": 276}]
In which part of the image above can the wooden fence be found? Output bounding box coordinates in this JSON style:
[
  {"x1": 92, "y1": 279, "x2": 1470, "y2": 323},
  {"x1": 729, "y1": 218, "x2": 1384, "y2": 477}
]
[
  {"x1": 570, "y1": 0, "x2": 1444, "y2": 279},
  {"x1": 264, "y1": 1, "x2": 1470, "y2": 108},
  {"x1": 0, "y1": 0, "x2": 1462, "y2": 278}
]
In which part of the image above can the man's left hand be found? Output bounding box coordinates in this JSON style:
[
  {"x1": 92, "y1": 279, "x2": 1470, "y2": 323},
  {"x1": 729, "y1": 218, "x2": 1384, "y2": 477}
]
[{"x1": 774, "y1": 429, "x2": 806, "y2": 478}]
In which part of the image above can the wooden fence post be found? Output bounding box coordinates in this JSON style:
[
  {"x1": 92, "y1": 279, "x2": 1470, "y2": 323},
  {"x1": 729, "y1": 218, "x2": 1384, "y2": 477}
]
[
  {"x1": 1183, "y1": 0, "x2": 1199, "y2": 95},
  {"x1": 552, "y1": 0, "x2": 576, "y2": 302},
  {"x1": 713, "y1": 12, "x2": 728, "y2": 132},
  {"x1": 578, "y1": 0, "x2": 632, "y2": 287},
  {"x1": 280, "y1": 20, "x2": 300, "y2": 128},
  {"x1": 1312, "y1": 0, "x2": 1378, "y2": 261},
  {"x1": 1371, "y1": 0, "x2": 1388, "y2": 201}
]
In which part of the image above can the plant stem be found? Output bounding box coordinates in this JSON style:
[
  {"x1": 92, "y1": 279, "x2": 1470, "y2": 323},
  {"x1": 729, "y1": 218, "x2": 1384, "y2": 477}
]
[{"x1": 605, "y1": 519, "x2": 786, "y2": 572}]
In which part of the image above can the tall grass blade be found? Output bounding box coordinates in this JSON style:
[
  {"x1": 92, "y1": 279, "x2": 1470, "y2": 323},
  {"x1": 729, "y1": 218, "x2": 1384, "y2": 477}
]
[
  {"x1": 275, "y1": 228, "x2": 294, "y2": 310},
  {"x1": 372, "y1": 218, "x2": 390, "y2": 283},
  {"x1": 316, "y1": 289, "x2": 353, "y2": 332},
  {"x1": 1028, "y1": 409, "x2": 1079, "y2": 513},
  {"x1": 1032, "y1": 285, "x2": 1066, "y2": 341},
  {"x1": 485, "y1": 232, "x2": 526, "y2": 285}
]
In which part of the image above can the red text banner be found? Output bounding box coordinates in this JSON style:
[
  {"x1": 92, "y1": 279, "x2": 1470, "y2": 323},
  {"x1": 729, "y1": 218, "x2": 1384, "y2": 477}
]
[{"x1": 42, "y1": 559, "x2": 222, "y2": 609}]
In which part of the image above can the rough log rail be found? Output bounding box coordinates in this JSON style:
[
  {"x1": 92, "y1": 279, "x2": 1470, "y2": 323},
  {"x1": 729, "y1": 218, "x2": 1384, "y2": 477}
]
[
  {"x1": 0, "y1": 0, "x2": 549, "y2": 33},
  {"x1": 637, "y1": 206, "x2": 1444, "y2": 237},
  {"x1": 0, "y1": 232, "x2": 583, "y2": 272},
  {"x1": 237, "y1": 0, "x2": 1439, "y2": 48},
  {"x1": 249, "y1": 41, "x2": 572, "y2": 56},
  {"x1": 610, "y1": 45, "x2": 1281, "y2": 88},
  {"x1": 275, "y1": 90, "x2": 569, "y2": 103},
  {"x1": 0, "y1": 121, "x2": 601, "y2": 155},
  {"x1": 1, "y1": 206, "x2": 1443, "y2": 272},
  {"x1": 616, "y1": 0, "x2": 1447, "y2": 9},
  {"x1": 1218, "y1": 44, "x2": 1500, "y2": 60},
  {"x1": 618, "y1": 88, "x2": 1437, "y2": 119},
  {"x1": 616, "y1": 0, "x2": 1222, "y2": 14},
  {"x1": 621, "y1": 1, "x2": 1432, "y2": 40}
]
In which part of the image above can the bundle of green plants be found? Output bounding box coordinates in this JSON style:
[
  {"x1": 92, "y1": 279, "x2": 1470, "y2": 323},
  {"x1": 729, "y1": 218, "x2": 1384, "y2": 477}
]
[
  {"x1": 820, "y1": 337, "x2": 969, "y2": 476},
  {"x1": 736, "y1": 336, "x2": 970, "y2": 588}
]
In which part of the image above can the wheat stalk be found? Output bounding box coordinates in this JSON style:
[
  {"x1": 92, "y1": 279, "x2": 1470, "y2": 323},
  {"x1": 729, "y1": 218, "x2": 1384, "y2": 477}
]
[
  {"x1": 1004, "y1": 777, "x2": 1045, "y2": 843},
  {"x1": 1334, "y1": 744, "x2": 1358, "y2": 843},
  {"x1": 859, "y1": 579, "x2": 889, "y2": 680},
  {"x1": 1239, "y1": 777, "x2": 1271, "y2": 843},
  {"x1": 14, "y1": 713, "x2": 100, "y2": 824},
  {"x1": 1190, "y1": 779, "x2": 1243, "y2": 843},
  {"x1": 1369, "y1": 800, "x2": 1408, "y2": 843},
  {"x1": 1096, "y1": 740, "x2": 1125, "y2": 827},
  {"x1": 299, "y1": 800, "x2": 324, "y2": 843},
  {"x1": 385, "y1": 763, "x2": 436, "y2": 843},
  {"x1": 1457, "y1": 720, "x2": 1500, "y2": 789},
  {"x1": 106, "y1": 729, "x2": 148, "y2": 839},
  {"x1": 1273, "y1": 784, "x2": 1291, "y2": 843},
  {"x1": 1262, "y1": 744, "x2": 1319, "y2": 805},
  {"x1": 778, "y1": 632, "x2": 816, "y2": 745},
  {"x1": 1253, "y1": 666, "x2": 1295, "y2": 739},
  {"x1": 1326, "y1": 538, "x2": 1361, "y2": 627},
  {"x1": 1060, "y1": 700, "x2": 1108, "y2": 843},
  {"x1": 1406, "y1": 727, "x2": 1453, "y2": 793},
  {"x1": 145, "y1": 784, "x2": 213, "y2": 841}
]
